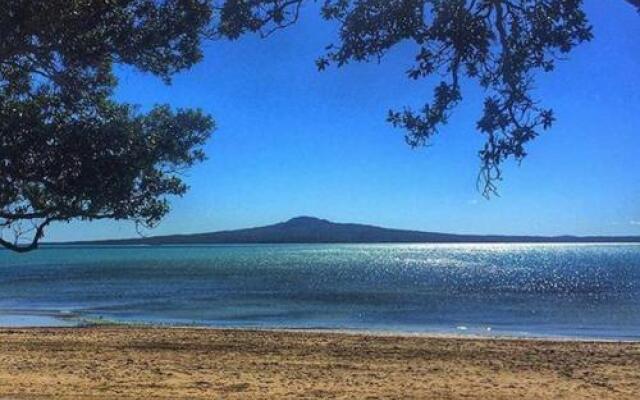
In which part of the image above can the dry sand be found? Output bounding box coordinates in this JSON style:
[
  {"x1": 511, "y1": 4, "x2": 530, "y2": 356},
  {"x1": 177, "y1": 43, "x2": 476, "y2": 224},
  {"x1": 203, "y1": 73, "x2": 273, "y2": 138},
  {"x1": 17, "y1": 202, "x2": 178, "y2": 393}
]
[{"x1": 0, "y1": 327, "x2": 638, "y2": 399}]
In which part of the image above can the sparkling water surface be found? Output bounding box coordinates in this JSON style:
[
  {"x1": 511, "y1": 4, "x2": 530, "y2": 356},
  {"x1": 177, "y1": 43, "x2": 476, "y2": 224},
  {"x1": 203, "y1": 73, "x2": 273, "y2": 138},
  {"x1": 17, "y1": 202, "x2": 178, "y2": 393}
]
[{"x1": 0, "y1": 243, "x2": 638, "y2": 339}]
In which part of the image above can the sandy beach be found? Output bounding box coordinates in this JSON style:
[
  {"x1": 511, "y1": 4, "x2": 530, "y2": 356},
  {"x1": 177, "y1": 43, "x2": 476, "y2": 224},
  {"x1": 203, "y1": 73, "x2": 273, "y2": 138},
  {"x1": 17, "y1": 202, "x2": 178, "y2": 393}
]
[{"x1": 0, "y1": 328, "x2": 637, "y2": 399}]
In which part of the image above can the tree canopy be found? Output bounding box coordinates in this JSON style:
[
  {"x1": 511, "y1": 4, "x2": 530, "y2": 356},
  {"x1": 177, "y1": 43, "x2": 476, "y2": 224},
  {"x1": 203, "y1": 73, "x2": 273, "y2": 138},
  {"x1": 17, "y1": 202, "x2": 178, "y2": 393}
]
[
  {"x1": 1, "y1": 0, "x2": 636, "y2": 251},
  {"x1": 0, "y1": 1, "x2": 214, "y2": 252},
  {"x1": 215, "y1": 0, "x2": 598, "y2": 196}
]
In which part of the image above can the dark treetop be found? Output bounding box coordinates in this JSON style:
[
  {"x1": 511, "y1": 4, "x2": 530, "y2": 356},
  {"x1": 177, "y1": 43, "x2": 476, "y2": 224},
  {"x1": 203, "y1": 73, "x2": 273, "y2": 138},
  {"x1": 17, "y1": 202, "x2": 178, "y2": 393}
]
[
  {"x1": 1, "y1": 1, "x2": 214, "y2": 252},
  {"x1": 215, "y1": 0, "x2": 595, "y2": 196}
]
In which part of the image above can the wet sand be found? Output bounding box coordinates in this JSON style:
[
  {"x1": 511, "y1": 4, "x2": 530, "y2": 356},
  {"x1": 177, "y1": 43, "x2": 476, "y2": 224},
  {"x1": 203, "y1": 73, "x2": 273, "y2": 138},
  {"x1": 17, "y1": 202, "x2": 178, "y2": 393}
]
[{"x1": 0, "y1": 327, "x2": 638, "y2": 399}]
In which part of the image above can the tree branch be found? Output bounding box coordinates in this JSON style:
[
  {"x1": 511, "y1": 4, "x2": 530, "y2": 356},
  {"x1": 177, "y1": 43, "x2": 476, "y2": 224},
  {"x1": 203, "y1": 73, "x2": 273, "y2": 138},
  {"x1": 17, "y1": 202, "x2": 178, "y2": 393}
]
[
  {"x1": 0, "y1": 218, "x2": 53, "y2": 253},
  {"x1": 627, "y1": 0, "x2": 640, "y2": 10}
]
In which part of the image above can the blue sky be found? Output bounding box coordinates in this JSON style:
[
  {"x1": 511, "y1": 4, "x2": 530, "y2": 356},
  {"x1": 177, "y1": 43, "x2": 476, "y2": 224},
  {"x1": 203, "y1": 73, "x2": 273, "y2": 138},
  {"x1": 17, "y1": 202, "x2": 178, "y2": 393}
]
[{"x1": 49, "y1": 0, "x2": 639, "y2": 241}]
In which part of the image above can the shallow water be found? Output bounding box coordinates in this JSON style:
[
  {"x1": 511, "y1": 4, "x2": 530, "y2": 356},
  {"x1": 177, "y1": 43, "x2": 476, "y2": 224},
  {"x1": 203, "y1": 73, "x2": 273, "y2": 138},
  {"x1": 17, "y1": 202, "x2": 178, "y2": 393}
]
[{"x1": 0, "y1": 243, "x2": 639, "y2": 339}]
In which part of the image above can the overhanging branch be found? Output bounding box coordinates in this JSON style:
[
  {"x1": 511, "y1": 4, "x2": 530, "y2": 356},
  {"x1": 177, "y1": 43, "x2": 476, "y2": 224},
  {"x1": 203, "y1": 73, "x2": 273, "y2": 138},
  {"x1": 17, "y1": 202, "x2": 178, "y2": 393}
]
[
  {"x1": 0, "y1": 218, "x2": 53, "y2": 253},
  {"x1": 627, "y1": 0, "x2": 640, "y2": 9}
]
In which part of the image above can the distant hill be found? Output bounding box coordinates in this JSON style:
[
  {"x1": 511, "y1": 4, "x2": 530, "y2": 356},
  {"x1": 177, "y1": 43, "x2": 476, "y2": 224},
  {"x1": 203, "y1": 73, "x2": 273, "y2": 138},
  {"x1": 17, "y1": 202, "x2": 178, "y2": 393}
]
[{"x1": 59, "y1": 216, "x2": 640, "y2": 245}]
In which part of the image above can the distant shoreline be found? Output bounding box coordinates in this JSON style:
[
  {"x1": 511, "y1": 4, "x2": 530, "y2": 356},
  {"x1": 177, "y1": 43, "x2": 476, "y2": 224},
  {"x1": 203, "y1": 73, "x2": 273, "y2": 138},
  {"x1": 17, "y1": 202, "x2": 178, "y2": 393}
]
[
  {"x1": 44, "y1": 240, "x2": 640, "y2": 247},
  {"x1": 47, "y1": 216, "x2": 640, "y2": 246}
]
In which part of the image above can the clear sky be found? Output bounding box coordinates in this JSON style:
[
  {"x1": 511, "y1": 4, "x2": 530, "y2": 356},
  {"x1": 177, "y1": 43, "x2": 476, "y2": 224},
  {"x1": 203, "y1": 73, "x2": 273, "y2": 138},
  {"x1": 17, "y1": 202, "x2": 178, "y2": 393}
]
[{"x1": 49, "y1": 0, "x2": 640, "y2": 241}]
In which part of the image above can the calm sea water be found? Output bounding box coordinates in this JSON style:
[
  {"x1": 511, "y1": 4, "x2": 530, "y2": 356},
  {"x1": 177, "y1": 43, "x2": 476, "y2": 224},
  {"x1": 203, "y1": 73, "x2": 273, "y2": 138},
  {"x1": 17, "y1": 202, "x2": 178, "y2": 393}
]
[{"x1": 0, "y1": 244, "x2": 639, "y2": 339}]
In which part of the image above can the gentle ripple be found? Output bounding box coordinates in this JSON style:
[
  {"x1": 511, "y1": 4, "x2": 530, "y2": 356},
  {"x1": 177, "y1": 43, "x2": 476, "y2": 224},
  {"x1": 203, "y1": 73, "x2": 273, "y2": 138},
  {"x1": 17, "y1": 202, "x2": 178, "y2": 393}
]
[{"x1": 0, "y1": 243, "x2": 638, "y2": 339}]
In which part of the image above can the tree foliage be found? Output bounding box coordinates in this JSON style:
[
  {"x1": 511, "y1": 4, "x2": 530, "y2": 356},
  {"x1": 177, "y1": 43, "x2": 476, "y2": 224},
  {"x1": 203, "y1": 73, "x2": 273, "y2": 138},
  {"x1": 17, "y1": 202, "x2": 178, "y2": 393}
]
[
  {"x1": 214, "y1": 0, "x2": 598, "y2": 196},
  {"x1": 0, "y1": 1, "x2": 214, "y2": 252}
]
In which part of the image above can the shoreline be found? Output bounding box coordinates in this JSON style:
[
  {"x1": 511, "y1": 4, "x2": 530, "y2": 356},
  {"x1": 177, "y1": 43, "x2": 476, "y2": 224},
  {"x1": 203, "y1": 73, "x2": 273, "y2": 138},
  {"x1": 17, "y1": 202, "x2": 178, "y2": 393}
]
[
  {"x1": 2, "y1": 314, "x2": 639, "y2": 343},
  {"x1": 1, "y1": 326, "x2": 639, "y2": 399},
  {"x1": 7, "y1": 323, "x2": 640, "y2": 344}
]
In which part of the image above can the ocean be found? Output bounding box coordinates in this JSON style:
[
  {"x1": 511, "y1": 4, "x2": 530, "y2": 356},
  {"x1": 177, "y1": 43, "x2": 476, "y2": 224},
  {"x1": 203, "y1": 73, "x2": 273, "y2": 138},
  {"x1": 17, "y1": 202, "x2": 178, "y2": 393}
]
[{"x1": 0, "y1": 243, "x2": 638, "y2": 339}]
